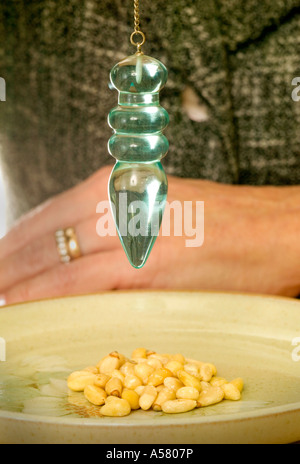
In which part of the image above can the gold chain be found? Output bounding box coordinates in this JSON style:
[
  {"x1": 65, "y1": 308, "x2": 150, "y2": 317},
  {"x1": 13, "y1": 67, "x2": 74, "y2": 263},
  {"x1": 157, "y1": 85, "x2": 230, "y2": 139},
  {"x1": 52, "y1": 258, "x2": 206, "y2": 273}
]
[
  {"x1": 130, "y1": 0, "x2": 146, "y2": 53},
  {"x1": 134, "y1": 0, "x2": 141, "y2": 32}
]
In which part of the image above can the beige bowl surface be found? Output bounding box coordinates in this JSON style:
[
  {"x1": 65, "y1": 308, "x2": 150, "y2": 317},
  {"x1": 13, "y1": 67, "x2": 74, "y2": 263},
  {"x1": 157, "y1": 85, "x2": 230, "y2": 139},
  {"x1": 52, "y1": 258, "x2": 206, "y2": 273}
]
[{"x1": 0, "y1": 291, "x2": 299, "y2": 444}]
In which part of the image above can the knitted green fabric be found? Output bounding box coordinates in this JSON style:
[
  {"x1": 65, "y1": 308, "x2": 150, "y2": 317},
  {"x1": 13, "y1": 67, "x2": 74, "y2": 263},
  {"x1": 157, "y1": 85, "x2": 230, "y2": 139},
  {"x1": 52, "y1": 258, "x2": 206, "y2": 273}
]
[{"x1": 0, "y1": 0, "x2": 300, "y2": 224}]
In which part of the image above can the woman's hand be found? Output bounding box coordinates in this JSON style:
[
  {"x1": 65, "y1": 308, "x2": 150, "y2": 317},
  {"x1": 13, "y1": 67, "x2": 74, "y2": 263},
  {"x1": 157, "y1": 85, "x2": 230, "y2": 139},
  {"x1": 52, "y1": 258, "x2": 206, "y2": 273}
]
[{"x1": 0, "y1": 165, "x2": 299, "y2": 305}]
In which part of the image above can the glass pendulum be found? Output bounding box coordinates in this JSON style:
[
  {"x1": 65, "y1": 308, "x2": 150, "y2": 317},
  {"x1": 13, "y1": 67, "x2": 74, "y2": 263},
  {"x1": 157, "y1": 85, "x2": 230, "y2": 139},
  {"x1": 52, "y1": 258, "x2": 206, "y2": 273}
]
[{"x1": 108, "y1": 9, "x2": 169, "y2": 269}]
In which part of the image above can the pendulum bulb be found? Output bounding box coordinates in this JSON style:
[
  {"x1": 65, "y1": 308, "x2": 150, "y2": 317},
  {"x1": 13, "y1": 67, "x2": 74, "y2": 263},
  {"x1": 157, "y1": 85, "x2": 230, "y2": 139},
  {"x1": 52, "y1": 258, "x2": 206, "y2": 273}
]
[{"x1": 108, "y1": 40, "x2": 169, "y2": 268}]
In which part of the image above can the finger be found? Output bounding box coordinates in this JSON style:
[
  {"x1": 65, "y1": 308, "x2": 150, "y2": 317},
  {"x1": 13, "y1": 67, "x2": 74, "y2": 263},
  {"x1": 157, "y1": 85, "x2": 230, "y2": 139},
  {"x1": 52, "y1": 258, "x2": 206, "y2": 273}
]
[
  {"x1": 0, "y1": 215, "x2": 119, "y2": 293},
  {"x1": 3, "y1": 249, "x2": 126, "y2": 305},
  {"x1": 0, "y1": 166, "x2": 112, "y2": 259}
]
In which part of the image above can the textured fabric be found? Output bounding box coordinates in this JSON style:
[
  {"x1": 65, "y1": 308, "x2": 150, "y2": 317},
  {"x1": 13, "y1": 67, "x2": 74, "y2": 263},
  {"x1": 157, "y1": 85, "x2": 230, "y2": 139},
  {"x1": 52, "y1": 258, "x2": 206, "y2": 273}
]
[{"x1": 0, "y1": 0, "x2": 300, "y2": 224}]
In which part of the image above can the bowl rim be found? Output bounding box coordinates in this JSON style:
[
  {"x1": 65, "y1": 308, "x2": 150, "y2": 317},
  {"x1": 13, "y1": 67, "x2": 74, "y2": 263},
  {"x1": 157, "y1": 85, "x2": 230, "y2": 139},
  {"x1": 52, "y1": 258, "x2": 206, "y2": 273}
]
[
  {"x1": 1, "y1": 288, "x2": 299, "y2": 311},
  {"x1": 0, "y1": 401, "x2": 299, "y2": 429}
]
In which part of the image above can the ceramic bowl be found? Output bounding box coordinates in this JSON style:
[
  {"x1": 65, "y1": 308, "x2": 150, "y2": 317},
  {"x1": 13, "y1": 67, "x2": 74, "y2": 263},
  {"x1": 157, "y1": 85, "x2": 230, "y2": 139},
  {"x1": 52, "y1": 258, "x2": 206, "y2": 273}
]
[{"x1": 0, "y1": 291, "x2": 299, "y2": 444}]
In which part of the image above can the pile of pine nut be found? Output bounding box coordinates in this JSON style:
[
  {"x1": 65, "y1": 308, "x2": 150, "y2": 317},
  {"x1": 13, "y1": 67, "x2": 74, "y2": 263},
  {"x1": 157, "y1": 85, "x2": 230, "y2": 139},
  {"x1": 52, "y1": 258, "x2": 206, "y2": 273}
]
[{"x1": 67, "y1": 349, "x2": 244, "y2": 417}]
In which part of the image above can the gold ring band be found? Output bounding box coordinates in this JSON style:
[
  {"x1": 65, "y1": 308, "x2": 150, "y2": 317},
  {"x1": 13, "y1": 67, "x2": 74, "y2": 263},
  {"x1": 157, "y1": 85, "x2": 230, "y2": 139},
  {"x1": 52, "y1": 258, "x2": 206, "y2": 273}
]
[{"x1": 55, "y1": 227, "x2": 82, "y2": 264}]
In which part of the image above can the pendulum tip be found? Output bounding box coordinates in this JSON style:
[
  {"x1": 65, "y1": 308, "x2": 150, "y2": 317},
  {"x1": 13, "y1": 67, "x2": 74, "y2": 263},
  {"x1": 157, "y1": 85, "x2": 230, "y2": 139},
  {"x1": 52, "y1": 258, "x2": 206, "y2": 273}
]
[
  {"x1": 130, "y1": 259, "x2": 147, "y2": 270},
  {"x1": 108, "y1": 162, "x2": 168, "y2": 271},
  {"x1": 120, "y1": 235, "x2": 158, "y2": 270}
]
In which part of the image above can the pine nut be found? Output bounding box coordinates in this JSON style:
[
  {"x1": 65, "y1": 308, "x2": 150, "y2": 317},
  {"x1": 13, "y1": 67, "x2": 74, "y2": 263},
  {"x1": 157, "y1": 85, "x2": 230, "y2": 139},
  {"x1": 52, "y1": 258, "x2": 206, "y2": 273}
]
[
  {"x1": 162, "y1": 399, "x2": 197, "y2": 414},
  {"x1": 135, "y1": 386, "x2": 146, "y2": 396},
  {"x1": 206, "y1": 363, "x2": 217, "y2": 376},
  {"x1": 101, "y1": 397, "x2": 131, "y2": 417},
  {"x1": 156, "y1": 384, "x2": 165, "y2": 393},
  {"x1": 146, "y1": 358, "x2": 163, "y2": 370},
  {"x1": 96, "y1": 357, "x2": 106, "y2": 370},
  {"x1": 132, "y1": 348, "x2": 147, "y2": 360},
  {"x1": 171, "y1": 354, "x2": 186, "y2": 364},
  {"x1": 94, "y1": 374, "x2": 111, "y2": 389},
  {"x1": 122, "y1": 389, "x2": 140, "y2": 410},
  {"x1": 222, "y1": 383, "x2": 241, "y2": 401},
  {"x1": 201, "y1": 381, "x2": 212, "y2": 392},
  {"x1": 148, "y1": 354, "x2": 170, "y2": 366},
  {"x1": 164, "y1": 377, "x2": 184, "y2": 393},
  {"x1": 200, "y1": 363, "x2": 214, "y2": 382},
  {"x1": 177, "y1": 370, "x2": 202, "y2": 392},
  {"x1": 105, "y1": 377, "x2": 123, "y2": 397},
  {"x1": 176, "y1": 387, "x2": 200, "y2": 400},
  {"x1": 153, "y1": 388, "x2": 176, "y2": 411},
  {"x1": 165, "y1": 361, "x2": 184, "y2": 376},
  {"x1": 84, "y1": 385, "x2": 107, "y2": 406},
  {"x1": 197, "y1": 386, "x2": 224, "y2": 407},
  {"x1": 111, "y1": 370, "x2": 125, "y2": 384},
  {"x1": 99, "y1": 355, "x2": 120, "y2": 375},
  {"x1": 139, "y1": 386, "x2": 158, "y2": 411},
  {"x1": 210, "y1": 377, "x2": 228, "y2": 388},
  {"x1": 119, "y1": 354, "x2": 127, "y2": 366},
  {"x1": 124, "y1": 375, "x2": 143, "y2": 390},
  {"x1": 133, "y1": 358, "x2": 149, "y2": 364},
  {"x1": 230, "y1": 378, "x2": 244, "y2": 393},
  {"x1": 186, "y1": 358, "x2": 204, "y2": 367},
  {"x1": 134, "y1": 363, "x2": 155, "y2": 385},
  {"x1": 183, "y1": 363, "x2": 201, "y2": 378},
  {"x1": 146, "y1": 350, "x2": 156, "y2": 357},
  {"x1": 110, "y1": 351, "x2": 126, "y2": 366},
  {"x1": 67, "y1": 371, "x2": 96, "y2": 392},
  {"x1": 120, "y1": 362, "x2": 136, "y2": 377},
  {"x1": 83, "y1": 366, "x2": 99, "y2": 374},
  {"x1": 148, "y1": 368, "x2": 173, "y2": 387},
  {"x1": 160, "y1": 353, "x2": 172, "y2": 362}
]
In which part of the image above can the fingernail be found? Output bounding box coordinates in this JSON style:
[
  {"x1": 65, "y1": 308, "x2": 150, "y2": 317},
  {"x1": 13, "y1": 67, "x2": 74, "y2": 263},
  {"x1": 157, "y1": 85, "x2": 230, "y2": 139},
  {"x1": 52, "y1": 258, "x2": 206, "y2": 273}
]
[{"x1": 0, "y1": 295, "x2": 7, "y2": 307}]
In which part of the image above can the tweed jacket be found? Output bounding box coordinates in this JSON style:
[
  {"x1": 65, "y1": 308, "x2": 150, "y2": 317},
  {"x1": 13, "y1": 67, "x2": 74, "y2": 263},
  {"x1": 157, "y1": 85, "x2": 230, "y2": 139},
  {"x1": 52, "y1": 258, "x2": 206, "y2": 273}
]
[{"x1": 0, "y1": 0, "x2": 300, "y2": 223}]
